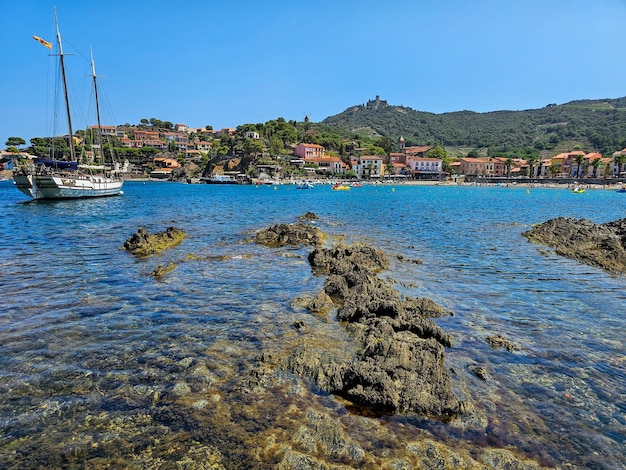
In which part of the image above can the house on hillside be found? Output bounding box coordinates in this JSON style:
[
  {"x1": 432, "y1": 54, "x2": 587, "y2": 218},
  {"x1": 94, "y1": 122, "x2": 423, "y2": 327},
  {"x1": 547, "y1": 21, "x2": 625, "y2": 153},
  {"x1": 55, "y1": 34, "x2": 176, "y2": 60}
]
[
  {"x1": 87, "y1": 125, "x2": 117, "y2": 137},
  {"x1": 134, "y1": 130, "x2": 166, "y2": 149},
  {"x1": 295, "y1": 143, "x2": 325, "y2": 159},
  {"x1": 303, "y1": 156, "x2": 346, "y2": 175}
]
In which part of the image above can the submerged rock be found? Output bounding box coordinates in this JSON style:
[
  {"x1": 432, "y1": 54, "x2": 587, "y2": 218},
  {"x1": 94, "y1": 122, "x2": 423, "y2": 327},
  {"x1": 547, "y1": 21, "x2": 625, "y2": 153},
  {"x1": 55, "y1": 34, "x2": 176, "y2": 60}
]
[
  {"x1": 522, "y1": 217, "x2": 626, "y2": 274},
  {"x1": 486, "y1": 334, "x2": 519, "y2": 352},
  {"x1": 123, "y1": 226, "x2": 186, "y2": 257},
  {"x1": 151, "y1": 262, "x2": 177, "y2": 279},
  {"x1": 255, "y1": 222, "x2": 325, "y2": 248}
]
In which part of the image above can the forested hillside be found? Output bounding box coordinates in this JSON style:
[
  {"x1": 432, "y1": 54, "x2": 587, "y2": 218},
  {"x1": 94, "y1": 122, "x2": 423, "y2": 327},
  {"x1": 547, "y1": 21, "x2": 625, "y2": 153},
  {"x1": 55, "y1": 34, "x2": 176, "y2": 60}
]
[{"x1": 322, "y1": 98, "x2": 626, "y2": 155}]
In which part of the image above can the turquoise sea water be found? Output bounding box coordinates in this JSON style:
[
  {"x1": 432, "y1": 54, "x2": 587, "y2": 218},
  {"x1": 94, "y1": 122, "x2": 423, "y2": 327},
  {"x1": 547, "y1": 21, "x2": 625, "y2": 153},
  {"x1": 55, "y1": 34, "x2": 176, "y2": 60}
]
[{"x1": 0, "y1": 179, "x2": 624, "y2": 468}]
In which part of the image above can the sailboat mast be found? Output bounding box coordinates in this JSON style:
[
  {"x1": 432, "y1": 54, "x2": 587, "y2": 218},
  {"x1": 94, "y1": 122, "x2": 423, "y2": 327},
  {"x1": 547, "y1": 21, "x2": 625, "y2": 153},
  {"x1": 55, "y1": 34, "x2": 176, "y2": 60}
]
[
  {"x1": 54, "y1": 7, "x2": 76, "y2": 162},
  {"x1": 90, "y1": 49, "x2": 104, "y2": 164}
]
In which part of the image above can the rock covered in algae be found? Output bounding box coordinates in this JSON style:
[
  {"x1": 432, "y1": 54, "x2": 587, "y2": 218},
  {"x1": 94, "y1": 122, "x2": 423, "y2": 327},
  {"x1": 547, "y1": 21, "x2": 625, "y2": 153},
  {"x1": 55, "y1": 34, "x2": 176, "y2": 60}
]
[
  {"x1": 123, "y1": 226, "x2": 186, "y2": 257},
  {"x1": 255, "y1": 222, "x2": 325, "y2": 248},
  {"x1": 288, "y1": 242, "x2": 461, "y2": 417},
  {"x1": 522, "y1": 216, "x2": 626, "y2": 274}
]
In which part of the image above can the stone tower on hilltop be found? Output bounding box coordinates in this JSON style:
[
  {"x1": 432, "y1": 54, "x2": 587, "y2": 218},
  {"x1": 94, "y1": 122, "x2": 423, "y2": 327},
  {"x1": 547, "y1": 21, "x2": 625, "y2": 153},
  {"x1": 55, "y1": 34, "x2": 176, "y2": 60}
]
[{"x1": 366, "y1": 95, "x2": 389, "y2": 109}]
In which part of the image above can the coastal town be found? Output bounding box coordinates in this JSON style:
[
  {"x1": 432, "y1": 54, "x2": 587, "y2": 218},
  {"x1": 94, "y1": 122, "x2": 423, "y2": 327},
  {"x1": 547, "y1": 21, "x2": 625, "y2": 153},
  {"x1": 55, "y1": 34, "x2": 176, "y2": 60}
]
[{"x1": 2, "y1": 110, "x2": 626, "y2": 186}]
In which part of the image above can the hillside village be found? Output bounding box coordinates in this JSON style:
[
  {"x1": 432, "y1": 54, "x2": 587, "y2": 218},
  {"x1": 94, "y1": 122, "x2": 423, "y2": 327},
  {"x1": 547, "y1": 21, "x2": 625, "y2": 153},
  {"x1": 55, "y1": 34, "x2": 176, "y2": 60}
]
[{"x1": 3, "y1": 97, "x2": 626, "y2": 182}]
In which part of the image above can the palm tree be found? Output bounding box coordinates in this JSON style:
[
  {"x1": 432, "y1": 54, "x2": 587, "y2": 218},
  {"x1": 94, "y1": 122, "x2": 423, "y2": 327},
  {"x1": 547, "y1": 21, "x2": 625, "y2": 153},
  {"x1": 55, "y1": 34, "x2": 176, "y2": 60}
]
[
  {"x1": 614, "y1": 153, "x2": 626, "y2": 176},
  {"x1": 526, "y1": 153, "x2": 539, "y2": 178},
  {"x1": 591, "y1": 157, "x2": 602, "y2": 178},
  {"x1": 574, "y1": 154, "x2": 586, "y2": 177},
  {"x1": 505, "y1": 157, "x2": 514, "y2": 178},
  {"x1": 385, "y1": 161, "x2": 395, "y2": 177},
  {"x1": 537, "y1": 159, "x2": 545, "y2": 178},
  {"x1": 548, "y1": 163, "x2": 559, "y2": 177}
]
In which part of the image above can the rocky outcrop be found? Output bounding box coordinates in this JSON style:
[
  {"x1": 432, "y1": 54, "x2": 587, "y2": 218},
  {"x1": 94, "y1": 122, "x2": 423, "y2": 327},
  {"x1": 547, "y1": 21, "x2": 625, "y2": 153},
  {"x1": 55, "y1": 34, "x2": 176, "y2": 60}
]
[
  {"x1": 255, "y1": 222, "x2": 325, "y2": 248},
  {"x1": 522, "y1": 217, "x2": 626, "y2": 274},
  {"x1": 123, "y1": 226, "x2": 186, "y2": 257},
  {"x1": 298, "y1": 211, "x2": 319, "y2": 221},
  {"x1": 288, "y1": 242, "x2": 461, "y2": 417}
]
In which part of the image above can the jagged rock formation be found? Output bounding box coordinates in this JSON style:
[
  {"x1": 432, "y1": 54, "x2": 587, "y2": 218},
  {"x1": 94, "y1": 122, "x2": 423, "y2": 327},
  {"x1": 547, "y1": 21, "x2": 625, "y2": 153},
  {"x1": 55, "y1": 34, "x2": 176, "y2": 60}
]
[
  {"x1": 286, "y1": 240, "x2": 461, "y2": 416},
  {"x1": 522, "y1": 217, "x2": 626, "y2": 274},
  {"x1": 255, "y1": 222, "x2": 325, "y2": 248}
]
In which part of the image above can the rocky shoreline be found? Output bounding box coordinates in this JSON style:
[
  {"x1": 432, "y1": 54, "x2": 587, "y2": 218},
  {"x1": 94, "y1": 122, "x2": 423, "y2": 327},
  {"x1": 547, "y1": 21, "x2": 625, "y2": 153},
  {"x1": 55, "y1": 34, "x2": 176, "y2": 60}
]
[
  {"x1": 111, "y1": 218, "x2": 551, "y2": 468},
  {"x1": 522, "y1": 217, "x2": 626, "y2": 274}
]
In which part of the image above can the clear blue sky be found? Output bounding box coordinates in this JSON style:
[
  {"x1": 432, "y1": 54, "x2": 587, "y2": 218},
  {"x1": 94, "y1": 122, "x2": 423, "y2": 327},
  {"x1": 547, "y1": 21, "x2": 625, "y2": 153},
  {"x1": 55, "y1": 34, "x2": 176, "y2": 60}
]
[{"x1": 2, "y1": 0, "x2": 626, "y2": 148}]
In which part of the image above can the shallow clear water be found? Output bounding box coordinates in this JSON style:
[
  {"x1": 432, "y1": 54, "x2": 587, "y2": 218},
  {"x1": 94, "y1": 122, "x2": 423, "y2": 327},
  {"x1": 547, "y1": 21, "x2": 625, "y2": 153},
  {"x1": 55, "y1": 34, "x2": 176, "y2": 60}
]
[{"x1": 0, "y1": 180, "x2": 624, "y2": 468}]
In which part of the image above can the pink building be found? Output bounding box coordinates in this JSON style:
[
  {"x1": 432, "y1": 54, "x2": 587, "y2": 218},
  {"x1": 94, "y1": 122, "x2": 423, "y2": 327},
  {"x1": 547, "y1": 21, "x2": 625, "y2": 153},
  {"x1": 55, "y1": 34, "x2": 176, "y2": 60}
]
[{"x1": 295, "y1": 143, "x2": 325, "y2": 159}]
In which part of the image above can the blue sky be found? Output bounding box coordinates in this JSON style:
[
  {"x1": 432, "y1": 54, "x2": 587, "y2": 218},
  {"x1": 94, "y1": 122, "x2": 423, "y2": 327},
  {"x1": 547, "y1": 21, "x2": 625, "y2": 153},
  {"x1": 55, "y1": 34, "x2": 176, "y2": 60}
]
[{"x1": 2, "y1": 0, "x2": 626, "y2": 148}]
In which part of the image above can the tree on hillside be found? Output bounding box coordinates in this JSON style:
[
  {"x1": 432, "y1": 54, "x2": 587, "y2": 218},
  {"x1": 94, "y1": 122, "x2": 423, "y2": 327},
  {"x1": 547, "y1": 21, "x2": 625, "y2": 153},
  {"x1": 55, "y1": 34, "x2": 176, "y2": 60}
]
[
  {"x1": 139, "y1": 146, "x2": 158, "y2": 158},
  {"x1": 5, "y1": 137, "x2": 25, "y2": 149},
  {"x1": 427, "y1": 145, "x2": 447, "y2": 160},
  {"x1": 244, "y1": 139, "x2": 264, "y2": 158},
  {"x1": 374, "y1": 136, "x2": 395, "y2": 155}
]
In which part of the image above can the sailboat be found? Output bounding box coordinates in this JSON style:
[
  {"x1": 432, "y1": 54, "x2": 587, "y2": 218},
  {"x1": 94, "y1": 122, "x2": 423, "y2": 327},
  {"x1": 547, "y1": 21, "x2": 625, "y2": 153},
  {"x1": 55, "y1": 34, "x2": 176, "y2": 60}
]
[{"x1": 12, "y1": 9, "x2": 124, "y2": 200}]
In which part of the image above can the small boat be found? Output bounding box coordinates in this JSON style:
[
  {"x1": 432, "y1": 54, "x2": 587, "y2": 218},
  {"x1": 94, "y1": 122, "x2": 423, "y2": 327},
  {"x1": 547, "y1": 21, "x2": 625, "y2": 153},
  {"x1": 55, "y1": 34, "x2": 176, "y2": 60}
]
[
  {"x1": 332, "y1": 182, "x2": 351, "y2": 191},
  {"x1": 203, "y1": 174, "x2": 238, "y2": 184},
  {"x1": 13, "y1": 9, "x2": 124, "y2": 200},
  {"x1": 297, "y1": 181, "x2": 314, "y2": 189},
  {"x1": 571, "y1": 186, "x2": 585, "y2": 194},
  {"x1": 616, "y1": 185, "x2": 626, "y2": 193},
  {"x1": 350, "y1": 182, "x2": 363, "y2": 187}
]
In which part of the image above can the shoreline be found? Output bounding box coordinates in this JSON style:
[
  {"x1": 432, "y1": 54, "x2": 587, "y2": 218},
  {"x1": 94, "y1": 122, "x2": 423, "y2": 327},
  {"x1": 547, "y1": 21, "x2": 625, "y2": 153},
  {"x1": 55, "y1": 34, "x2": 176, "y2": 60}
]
[{"x1": 5, "y1": 171, "x2": 624, "y2": 191}]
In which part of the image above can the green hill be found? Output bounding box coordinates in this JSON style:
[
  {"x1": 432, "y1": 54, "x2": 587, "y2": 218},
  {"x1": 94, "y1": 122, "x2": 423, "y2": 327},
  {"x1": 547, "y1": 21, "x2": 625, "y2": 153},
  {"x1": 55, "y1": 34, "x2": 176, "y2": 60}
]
[{"x1": 321, "y1": 97, "x2": 626, "y2": 155}]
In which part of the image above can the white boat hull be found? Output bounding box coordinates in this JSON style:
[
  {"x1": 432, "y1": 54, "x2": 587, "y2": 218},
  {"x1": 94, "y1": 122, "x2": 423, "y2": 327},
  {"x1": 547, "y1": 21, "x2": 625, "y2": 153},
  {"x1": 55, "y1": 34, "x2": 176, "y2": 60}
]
[{"x1": 13, "y1": 173, "x2": 124, "y2": 199}]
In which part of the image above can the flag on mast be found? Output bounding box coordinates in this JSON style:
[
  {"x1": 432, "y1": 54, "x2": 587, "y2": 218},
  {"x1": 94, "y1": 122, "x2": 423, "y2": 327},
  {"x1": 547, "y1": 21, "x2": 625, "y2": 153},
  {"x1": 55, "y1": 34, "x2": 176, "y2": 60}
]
[{"x1": 32, "y1": 35, "x2": 52, "y2": 49}]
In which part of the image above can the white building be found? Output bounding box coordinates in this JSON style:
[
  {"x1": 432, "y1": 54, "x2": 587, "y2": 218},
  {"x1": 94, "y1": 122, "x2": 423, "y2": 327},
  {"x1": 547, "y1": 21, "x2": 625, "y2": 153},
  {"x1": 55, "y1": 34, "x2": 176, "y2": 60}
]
[{"x1": 407, "y1": 157, "x2": 442, "y2": 177}]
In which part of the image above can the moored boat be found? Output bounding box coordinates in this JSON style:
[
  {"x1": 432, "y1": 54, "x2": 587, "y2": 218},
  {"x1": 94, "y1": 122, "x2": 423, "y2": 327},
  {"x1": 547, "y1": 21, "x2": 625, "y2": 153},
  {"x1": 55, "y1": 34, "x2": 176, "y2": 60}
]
[
  {"x1": 13, "y1": 9, "x2": 124, "y2": 199},
  {"x1": 12, "y1": 9, "x2": 124, "y2": 200}
]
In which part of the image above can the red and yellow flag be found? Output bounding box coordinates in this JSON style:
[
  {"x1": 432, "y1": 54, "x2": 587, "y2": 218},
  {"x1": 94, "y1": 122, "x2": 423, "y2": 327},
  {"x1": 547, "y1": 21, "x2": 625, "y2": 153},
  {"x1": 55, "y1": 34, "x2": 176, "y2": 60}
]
[{"x1": 32, "y1": 35, "x2": 52, "y2": 50}]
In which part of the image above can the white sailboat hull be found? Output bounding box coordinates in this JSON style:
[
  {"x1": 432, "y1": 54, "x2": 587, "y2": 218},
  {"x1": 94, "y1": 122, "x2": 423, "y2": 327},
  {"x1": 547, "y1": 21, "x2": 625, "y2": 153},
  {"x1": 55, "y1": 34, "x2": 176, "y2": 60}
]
[{"x1": 14, "y1": 172, "x2": 124, "y2": 199}]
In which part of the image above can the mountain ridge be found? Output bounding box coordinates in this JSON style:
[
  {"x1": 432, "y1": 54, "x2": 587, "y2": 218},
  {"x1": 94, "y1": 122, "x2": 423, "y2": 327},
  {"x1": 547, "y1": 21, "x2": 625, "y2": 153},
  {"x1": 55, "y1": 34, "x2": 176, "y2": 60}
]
[{"x1": 321, "y1": 97, "x2": 626, "y2": 154}]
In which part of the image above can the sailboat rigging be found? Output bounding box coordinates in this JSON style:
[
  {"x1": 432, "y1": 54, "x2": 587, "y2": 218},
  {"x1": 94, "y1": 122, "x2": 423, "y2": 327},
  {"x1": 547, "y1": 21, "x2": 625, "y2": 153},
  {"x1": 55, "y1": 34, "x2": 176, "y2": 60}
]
[{"x1": 12, "y1": 8, "x2": 124, "y2": 199}]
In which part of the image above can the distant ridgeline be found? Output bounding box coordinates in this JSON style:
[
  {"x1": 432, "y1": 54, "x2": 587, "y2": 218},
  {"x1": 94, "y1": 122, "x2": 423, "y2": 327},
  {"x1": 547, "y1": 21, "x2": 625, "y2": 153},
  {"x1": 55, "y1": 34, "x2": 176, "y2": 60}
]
[{"x1": 323, "y1": 96, "x2": 626, "y2": 154}]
